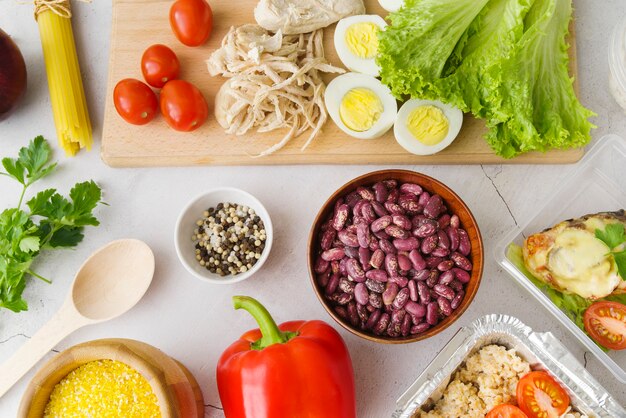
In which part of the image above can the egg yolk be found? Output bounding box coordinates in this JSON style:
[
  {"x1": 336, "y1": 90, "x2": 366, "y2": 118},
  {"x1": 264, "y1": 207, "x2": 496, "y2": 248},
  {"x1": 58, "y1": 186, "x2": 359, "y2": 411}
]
[
  {"x1": 340, "y1": 88, "x2": 383, "y2": 132},
  {"x1": 407, "y1": 105, "x2": 449, "y2": 146},
  {"x1": 344, "y1": 22, "x2": 380, "y2": 59}
]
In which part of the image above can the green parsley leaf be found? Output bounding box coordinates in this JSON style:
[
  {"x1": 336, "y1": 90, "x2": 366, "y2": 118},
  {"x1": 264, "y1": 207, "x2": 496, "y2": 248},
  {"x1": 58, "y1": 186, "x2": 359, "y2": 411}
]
[
  {"x1": 18, "y1": 136, "x2": 57, "y2": 184},
  {"x1": 18, "y1": 236, "x2": 40, "y2": 253},
  {"x1": 595, "y1": 223, "x2": 626, "y2": 251},
  {"x1": 1, "y1": 158, "x2": 25, "y2": 185},
  {"x1": 68, "y1": 181, "x2": 102, "y2": 227},
  {"x1": 48, "y1": 227, "x2": 84, "y2": 248},
  {"x1": 614, "y1": 251, "x2": 626, "y2": 282}
]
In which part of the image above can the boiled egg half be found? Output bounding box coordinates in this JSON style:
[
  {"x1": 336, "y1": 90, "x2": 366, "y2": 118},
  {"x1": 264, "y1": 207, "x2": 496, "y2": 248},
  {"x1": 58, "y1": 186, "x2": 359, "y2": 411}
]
[
  {"x1": 394, "y1": 99, "x2": 463, "y2": 155},
  {"x1": 378, "y1": 0, "x2": 404, "y2": 12},
  {"x1": 325, "y1": 72, "x2": 397, "y2": 140},
  {"x1": 334, "y1": 15, "x2": 387, "y2": 77}
]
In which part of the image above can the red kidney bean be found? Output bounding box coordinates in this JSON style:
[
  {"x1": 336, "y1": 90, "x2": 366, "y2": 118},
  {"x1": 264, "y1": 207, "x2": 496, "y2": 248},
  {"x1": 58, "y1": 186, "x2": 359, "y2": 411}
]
[
  {"x1": 452, "y1": 268, "x2": 471, "y2": 283},
  {"x1": 345, "y1": 191, "x2": 360, "y2": 207},
  {"x1": 449, "y1": 280, "x2": 463, "y2": 292},
  {"x1": 437, "y1": 297, "x2": 452, "y2": 316},
  {"x1": 384, "y1": 201, "x2": 404, "y2": 215},
  {"x1": 426, "y1": 270, "x2": 439, "y2": 288},
  {"x1": 332, "y1": 260, "x2": 341, "y2": 274},
  {"x1": 372, "y1": 229, "x2": 390, "y2": 241},
  {"x1": 411, "y1": 322, "x2": 431, "y2": 334},
  {"x1": 411, "y1": 214, "x2": 427, "y2": 229},
  {"x1": 425, "y1": 256, "x2": 444, "y2": 270},
  {"x1": 366, "y1": 269, "x2": 388, "y2": 282},
  {"x1": 393, "y1": 288, "x2": 410, "y2": 309},
  {"x1": 446, "y1": 227, "x2": 460, "y2": 251},
  {"x1": 345, "y1": 224, "x2": 357, "y2": 234},
  {"x1": 434, "y1": 284, "x2": 455, "y2": 300},
  {"x1": 357, "y1": 223, "x2": 371, "y2": 248},
  {"x1": 338, "y1": 230, "x2": 359, "y2": 247},
  {"x1": 408, "y1": 279, "x2": 419, "y2": 301},
  {"x1": 339, "y1": 278, "x2": 355, "y2": 294},
  {"x1": 321, "y1": 219, "x2": 333, "y2": 231},
  {"x1": 421, "y1": 235, "x2": 438, "y2": 254},
  {"x1": 357, "y1": 186, "x2": 375, "y2": 201},
  {"x1": 371, "y1": 215, "x2": 392, "y2": 232},
  {"x1": 418, "y1": 191, "x2": 430, "y2": 206},
  {"x1": 399, "y1": 198, "x2": 422, "y2": 214},
  {"x1": 385, "y1": 253, "x2": 399, "y2": 276},
  {"x1": 414, "y1": 222, "x2": 437, "y2": 238},
  {"x1": 317, "y1": 270, "x2": 331, "y2": 287},
  {"x1": 354, "y1": 283, "x2": 369, "y2": 305},
  {"x1": 358, "y1": 247, "x2": 371, "y2": 271},
  {"x1": 408, "y1": 249, "x2": 427, "y2": 271},
  {"x1": 394, "y1": 237, "x2": 419, "y2": 252},
  {"x1": 438, "y1": 270, "x2": 455, "y2": 285},
  {"x1": 373, "y1": 182, "x2": 388, "y2": 202},
  {"x1": 431, "y1": 246, "x2": 450, "y2": 258},
  {"x1": 356, "y1": 303, "x2": 369, "y2": 322},
  {"x1": 333, "y1": 197, "x2": 345, "y2": 214},
  {"x1": 386, "y1": 323, "x2": 400, "y2": 338},
  {"x1": 458, "y1": 229, "x2": 471, "y2": 256},
  {"x1": 451, "y1": 289, "x2": 465, "y2": 309},
  {"x1": 401, "y1": 313, "x2": 412, "y2": 336},
  {"x1": 397, "y1": 253, "x2": 412, "y2": 271},
  {"x1": 451, "y1": 252, "x2": 472, "y2": 271},
  {"x1": 314, "y1": 256, "x2": 330, "y2": 274},
  {"x1": 320, "y1": 229, "x2": 336, "y2": 251},
  {"x1": 374, "y1": 313, "x2": 390, "y2": 335},
  {"x1": 437, "y1": 230, "x2": 450, "y2": 249},
  {"x1": 379, "y1": 239, "x2": 397, "y2": 254},
  {"x1": 437, "y1": 214, "x2": 451, "y2": 229},
  {"x1": 369, "y1": 250, "x2": 385, "y2": 270},
  {"x1": 322, "y1": 248, "x2": 345, "y2": 261},
  {"x1": 387, "y1": 187, "x2": 399, "y2": 202},
  {"x1": 361, "y1": 202, "x2": 377, "y2": 223},
  {"x1": 347, "y1": 302, "x2": 359, "y2": 326},
  {"x1": 389, "y1": 275, "x2": 409, "y2": 288},
  {"x1": 346, "y1": 258, "x2": 365, "y2": 282},
  {"x1": 331, "y1": 292, "x2": 353, "y2": 305},
  {"x1": 417, "y1": 281, "x2": 431, "y2": 304},
  {"x1": 365, "y1": 309, "x2": 381, "y2": 330},
  {"x1": 333, "y1": 204, "x2": 349, "y2": 231},
  {"x1": 352, "y1": 199, "x2": 366, "y2": 218},
  {"x1": 391, "y1": 308, "x2": 406, "y2": 325},
  {"x1": 413, "y1": 269, "x2": 430, "y2": 282},
  {"x1": 344, "y1": 246, "x2": 358, "y2": 259},
  {"x1": 382, "y1": 282, "x2": 399, "y2": 305},
  {"x1": 334, "y1": 306, "x2": 348, "y2": 320},
  {"x1": 450, "y1": 214, "x2": 460, "y2": 229},
  {"x1": 424, "y1": 195, "x2": 444, "y2": 219},
  {"x1": 369, "y1": 241, "x2": 379, "y2": 253},
  {"x1": 383, "y1": 179, "x2": 397, "y2": 189},
  {"x1": 392, "y1": 214, "x2": 412, "y2": 230},
  {"x1": 369, "y1": 292, "x2": 383, "y2": 309},
  {"x1": 437, "y1": 260, "x2": 455, "y2": 272},
  {"x1": 327, "y1": 274, "x2": 340, "y2": 296},
  {"x1": 426, "y1": 302, "x2": 439, "y2": 325},
  {"x1": 365, "y1": 278, "x2": 385, "y2": 293},
  {"x1": 366, "y1": 304, "x2": 377, "y2": 313},
  {"x1": 400, "y1": 183, "x2": 423, "y2": 195},
  {"x1": 385, "y1": 225, "x2": 410, "y2": 239},
  {"x1": 405, "y1": 300, "x2": 426, "y2": 317},
  {"x1": 371, "y1": 200, "x2": 389, "y2": 217}
]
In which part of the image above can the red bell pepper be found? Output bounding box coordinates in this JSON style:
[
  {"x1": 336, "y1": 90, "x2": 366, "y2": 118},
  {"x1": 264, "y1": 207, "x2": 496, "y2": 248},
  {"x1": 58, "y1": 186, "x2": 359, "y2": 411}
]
[{"x1": 217, "y1": 296, "x2": 357, "y2": 418}]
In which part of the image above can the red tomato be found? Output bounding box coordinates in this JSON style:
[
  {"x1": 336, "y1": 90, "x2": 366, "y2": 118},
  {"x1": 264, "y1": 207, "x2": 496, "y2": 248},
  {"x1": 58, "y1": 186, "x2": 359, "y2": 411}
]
[
  {"x1": 486, "y1": 405, "x2": 528, "y2": 418},
  {"x1": 516, "y1": 371, "x2": 570, "y2": 418},
  {"x1": 113, "y1": 78, "x2": 158, "y2": 125},
  {"x1": 584, "y1": 301, "x2": 626, "y2": 350},
  {"x1": 141, "y1": 44, "x2": 180, "y2": 88},
  {"x1": 169, "y1": 0, "x2": 213, "y2": 47},
  {"x1": 160, "y1": 80, "x2": 208, "y2": 132}
]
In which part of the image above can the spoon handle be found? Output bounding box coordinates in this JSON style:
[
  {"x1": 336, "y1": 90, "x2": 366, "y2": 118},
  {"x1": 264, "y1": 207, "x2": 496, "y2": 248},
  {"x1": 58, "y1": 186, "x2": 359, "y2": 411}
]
[{"x1": 0, "y1": 304, "x2": 88, "y2": 398}]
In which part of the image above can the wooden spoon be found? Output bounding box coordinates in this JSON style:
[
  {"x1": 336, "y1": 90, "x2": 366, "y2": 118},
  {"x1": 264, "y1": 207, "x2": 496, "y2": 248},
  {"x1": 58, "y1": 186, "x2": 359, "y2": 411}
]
[{"x1": 0, "y1": 239, "x2": 155, "y2": 398}]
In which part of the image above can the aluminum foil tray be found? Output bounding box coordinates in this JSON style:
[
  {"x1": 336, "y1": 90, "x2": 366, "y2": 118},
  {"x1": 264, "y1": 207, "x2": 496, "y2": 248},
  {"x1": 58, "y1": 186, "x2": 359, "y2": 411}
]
[{"x1": 393, "y1": 315, "x2": 626, "y2": 418}]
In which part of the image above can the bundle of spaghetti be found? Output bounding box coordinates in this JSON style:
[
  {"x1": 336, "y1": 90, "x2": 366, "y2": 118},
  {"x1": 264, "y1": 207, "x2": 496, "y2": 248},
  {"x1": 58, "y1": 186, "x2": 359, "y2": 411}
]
[{"x1": 35, "y1": 0, "x2": 92, "y2": 156}]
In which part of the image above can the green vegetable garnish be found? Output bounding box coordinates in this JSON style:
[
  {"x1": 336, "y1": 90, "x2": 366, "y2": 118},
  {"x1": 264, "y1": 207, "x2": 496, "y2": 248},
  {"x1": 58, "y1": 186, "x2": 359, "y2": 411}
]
[
  {"x1": 595, "y1": 223, "x2": 626, "y2": 281},
  {"x1": 377, "y1": 0, "x2": 596, "y2": 158},
  {"x1": 0, "y1": 136, "x2": 103, "y2": 312}
]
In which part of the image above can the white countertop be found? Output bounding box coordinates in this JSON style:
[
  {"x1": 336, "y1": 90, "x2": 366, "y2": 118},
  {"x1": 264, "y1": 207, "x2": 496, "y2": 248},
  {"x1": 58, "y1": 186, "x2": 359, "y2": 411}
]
[{"x1": 1, "y1": 1, "x2": 625, "y2": 416}]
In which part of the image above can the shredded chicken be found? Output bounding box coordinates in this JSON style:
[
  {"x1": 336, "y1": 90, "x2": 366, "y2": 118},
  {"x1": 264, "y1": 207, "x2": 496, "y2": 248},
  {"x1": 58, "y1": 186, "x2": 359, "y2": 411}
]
[{"x1": 207, "y1": 24, "x2": 345, "y2": 157}]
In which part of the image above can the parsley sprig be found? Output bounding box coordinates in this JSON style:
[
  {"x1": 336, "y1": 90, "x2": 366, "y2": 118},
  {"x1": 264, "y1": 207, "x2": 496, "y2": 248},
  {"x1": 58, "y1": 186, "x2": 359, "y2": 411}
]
[
  {"x1": 595, "y1": 223, "x2": 626, "y2": 281},
  {"x1": 0, "y1": 136, "x2": 103, "y2": 313}
]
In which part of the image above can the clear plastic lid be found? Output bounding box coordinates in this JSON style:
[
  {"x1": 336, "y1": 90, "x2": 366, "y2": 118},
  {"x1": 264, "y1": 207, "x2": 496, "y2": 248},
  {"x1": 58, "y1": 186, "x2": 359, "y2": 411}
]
[
  {"x1": 609, "y1": 17, "x2": 626, "y2": 112},
  {"x1": 495, "y1": 135, "x2": 626, "y2": 383}
]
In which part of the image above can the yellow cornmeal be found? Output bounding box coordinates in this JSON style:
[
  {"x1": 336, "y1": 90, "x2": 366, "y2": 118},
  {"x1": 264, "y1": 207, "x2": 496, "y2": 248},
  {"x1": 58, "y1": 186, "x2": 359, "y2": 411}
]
[
  {"x1": 407, "y1": 105, "x2": 449, "y2": 146},
  {"x1": 44, "y1": 360, "x2": 161, "y2": 418},
  {"x1": 345, "y1": 22, "x2": 380, "y2": 58},
  {"x1": 340, "y1": 88, "x2": 383, "y2": 132}
]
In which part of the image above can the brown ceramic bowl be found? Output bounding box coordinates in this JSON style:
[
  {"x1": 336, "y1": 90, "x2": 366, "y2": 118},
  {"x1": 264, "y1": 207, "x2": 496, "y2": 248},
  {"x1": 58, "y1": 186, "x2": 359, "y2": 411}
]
[{"x1": 308, "y1": 170, "x2": 484, "y2": 344}]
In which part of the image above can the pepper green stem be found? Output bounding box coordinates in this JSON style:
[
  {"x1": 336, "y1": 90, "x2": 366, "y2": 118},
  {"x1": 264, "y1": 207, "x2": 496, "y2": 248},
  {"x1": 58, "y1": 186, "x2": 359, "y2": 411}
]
[{"x1": 233, "y1": 296, "x2": 298, "y2": 350}]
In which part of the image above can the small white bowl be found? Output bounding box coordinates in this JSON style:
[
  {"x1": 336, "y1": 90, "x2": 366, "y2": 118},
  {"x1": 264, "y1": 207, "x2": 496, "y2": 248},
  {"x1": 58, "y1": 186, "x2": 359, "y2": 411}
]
[{"x1": 175, "y1": 188, "x2": 273, "y2": 284}]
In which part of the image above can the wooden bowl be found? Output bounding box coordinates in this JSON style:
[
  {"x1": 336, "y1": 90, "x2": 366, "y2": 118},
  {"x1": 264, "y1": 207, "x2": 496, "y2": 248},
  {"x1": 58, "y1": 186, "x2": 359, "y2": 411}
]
[
  {"x1": 308, "y1": 170, "x2": 484, "y2": 344},
  {"x1": 18, "y1": 339, "x2": 204, "y2": 418}
]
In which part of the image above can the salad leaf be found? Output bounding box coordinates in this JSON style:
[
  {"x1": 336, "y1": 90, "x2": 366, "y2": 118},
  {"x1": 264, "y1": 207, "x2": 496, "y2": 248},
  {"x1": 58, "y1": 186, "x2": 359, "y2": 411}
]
[{"x1": 595, "y1": 223, "x2": 626, "y2": 280}]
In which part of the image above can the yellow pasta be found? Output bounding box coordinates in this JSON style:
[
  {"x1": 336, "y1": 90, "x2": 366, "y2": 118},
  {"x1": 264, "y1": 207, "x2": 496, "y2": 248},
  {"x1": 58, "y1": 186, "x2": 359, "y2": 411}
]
[{"x1": 35, "y1": 0, "x2": 92, "y2": 156}]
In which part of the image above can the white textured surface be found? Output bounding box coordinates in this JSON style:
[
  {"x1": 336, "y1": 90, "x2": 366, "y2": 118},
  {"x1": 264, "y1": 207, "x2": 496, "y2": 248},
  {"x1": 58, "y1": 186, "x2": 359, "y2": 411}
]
[{"x1": 1, "y1": 1, "x2": 625, "y2": 416}]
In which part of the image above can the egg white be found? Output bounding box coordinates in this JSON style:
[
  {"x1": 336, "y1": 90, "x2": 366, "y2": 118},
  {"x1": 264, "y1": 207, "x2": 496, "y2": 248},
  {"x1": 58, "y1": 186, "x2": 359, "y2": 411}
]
[
  {"x1": 325, "y1": 73, "x2": 398, "y2": 140},
  {"x1": 378, "y1": 0, "x2": 404, "y2": 12},
  {"x1": 334, "y1": 15, "x2": 387, "y2": 77},
  {"x1": 394, "y1": 99, "x2": 463, "y2": 155}
]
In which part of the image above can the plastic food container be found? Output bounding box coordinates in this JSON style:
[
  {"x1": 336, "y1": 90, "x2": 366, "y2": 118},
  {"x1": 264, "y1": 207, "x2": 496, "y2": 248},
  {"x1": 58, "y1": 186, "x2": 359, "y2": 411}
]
[
  {"x1": 609, "y1": 17, "x2": 626, "y2": 113},
  {"x1": 394, "y1": 315, "x2": 625, "y2": 417},
  {"x1": 496, "y1": 135, "x2": 626, "y2": 382}
]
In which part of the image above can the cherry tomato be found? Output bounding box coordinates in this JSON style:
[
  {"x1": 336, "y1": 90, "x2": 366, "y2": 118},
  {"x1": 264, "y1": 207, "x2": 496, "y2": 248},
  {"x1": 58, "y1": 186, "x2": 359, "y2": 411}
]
[
  {"x1": 160, "y1": 80, "x2": 208, "y2": 132},
  {"x1": 486, "y1": 405, "x2": 528, "y2": 418},
  {"x1": 141, "y1": 44, "x2": 180, "y2": 88},
  {"x1": 516, "y1": 371, "x2": 570, "y2": 418},
  {"x1": 113, "y1": 78, "x2": 158, "y2": 125},
  {"x1": 584, "y1": 301, "x2": 626, "y2": 350},
  {"x1": 169, "y1": 0, "x2": 213, "y2": 47}
]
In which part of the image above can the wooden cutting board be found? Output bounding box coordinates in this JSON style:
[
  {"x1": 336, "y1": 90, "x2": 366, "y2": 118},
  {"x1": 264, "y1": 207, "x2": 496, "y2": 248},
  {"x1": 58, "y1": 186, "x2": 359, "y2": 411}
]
[{"x1": 102, "y1": 0, "x2": 584, "y2": 167}]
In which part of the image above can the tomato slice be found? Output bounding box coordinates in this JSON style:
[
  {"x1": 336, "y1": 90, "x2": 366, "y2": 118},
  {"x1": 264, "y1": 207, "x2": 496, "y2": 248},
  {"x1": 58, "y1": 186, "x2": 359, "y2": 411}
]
[
  {"x1": 486, "y1": 404, "x2": 528, "y2": 418},
  {"x1": 516, "y1": 371, "x2": 570, "y2": 418},
  {"x1": 584, "y1": 301, "x2": 626, "y2": 350}
]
